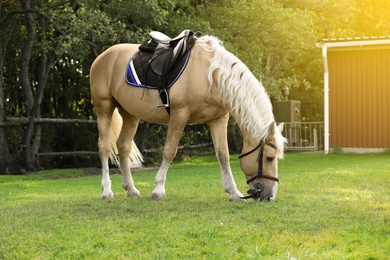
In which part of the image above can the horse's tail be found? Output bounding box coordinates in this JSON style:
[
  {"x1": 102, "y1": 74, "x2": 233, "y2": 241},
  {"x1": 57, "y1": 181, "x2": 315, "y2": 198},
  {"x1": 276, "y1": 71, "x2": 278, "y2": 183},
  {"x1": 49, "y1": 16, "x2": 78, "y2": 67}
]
[{"x1": 109, "y1": 109, "x2": 143, "y2": 167}]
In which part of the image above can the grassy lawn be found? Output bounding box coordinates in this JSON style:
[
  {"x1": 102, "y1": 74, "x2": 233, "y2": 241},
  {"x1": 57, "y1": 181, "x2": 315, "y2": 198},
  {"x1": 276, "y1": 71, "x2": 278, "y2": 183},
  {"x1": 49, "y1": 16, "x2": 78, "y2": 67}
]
[{"x1": 0, "y1": 153, "x2": 389, "y2": 259}]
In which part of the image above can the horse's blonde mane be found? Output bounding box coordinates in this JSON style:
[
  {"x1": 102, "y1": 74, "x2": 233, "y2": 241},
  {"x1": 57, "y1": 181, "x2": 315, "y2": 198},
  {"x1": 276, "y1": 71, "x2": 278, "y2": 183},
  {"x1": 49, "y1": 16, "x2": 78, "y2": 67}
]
[{"x1": 195, "y1": 35, "x2": 286, "y2": 157}]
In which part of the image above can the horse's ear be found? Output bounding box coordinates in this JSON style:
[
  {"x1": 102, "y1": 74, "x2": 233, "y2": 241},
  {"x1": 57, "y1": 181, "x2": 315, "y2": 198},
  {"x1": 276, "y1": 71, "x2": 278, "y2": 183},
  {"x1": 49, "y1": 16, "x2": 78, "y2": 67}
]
[
  {"x1": 267, "y1": 122, "x2": 284, "y2": 140},
  {"x1": 266, "y1": 123, "x2": 276, "y2": 140},
  {"x1": 277, "y1": 123, "x2": 284, "y2": 133}
]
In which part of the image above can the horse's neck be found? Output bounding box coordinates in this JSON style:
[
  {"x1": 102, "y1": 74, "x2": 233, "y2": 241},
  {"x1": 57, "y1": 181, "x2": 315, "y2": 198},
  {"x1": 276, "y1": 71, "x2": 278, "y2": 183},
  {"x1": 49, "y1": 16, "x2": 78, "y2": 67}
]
[
  {"x1": 227, "y1": 97, "x2": 272, "y2": 143},
  {"x1": 240, "y1": 127, "x2": 260, "y2": 153},
  {"x1": 231, "y1": 114, "x2": 261, "y2": 149},
  {"x1": 211, "y1": 66, "x2": 274, "y2": 142},
  {"x1": 202, "y1": 37, "x2": 274, "y2": 143}
]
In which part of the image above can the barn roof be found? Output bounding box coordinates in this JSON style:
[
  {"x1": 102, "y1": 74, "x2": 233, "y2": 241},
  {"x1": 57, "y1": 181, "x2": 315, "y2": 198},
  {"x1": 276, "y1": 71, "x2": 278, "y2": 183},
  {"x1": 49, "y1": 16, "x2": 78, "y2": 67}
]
[
  {"x1": 316, "y1": 36, "x2": 390, "y2": 49},
  {"x1": 321, "y1": 35, "x2": 390, "y2": 43}
]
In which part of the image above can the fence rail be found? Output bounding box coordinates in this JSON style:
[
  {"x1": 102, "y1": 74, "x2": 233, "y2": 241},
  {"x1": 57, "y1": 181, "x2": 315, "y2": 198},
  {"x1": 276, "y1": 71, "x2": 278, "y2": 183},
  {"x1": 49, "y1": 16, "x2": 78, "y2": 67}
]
[
  {"x1": 1, "y1": 117, "x2": 214, "y2": 159},
  {"x1": 1, "y1": 117, "x2": 96, "y2": 127},
  {"x1": 2, "y1": 117, "x2": 325, "y2": 158},
  {"x1": 282, "y1": 122, "x2": 324, "y2": 151}
]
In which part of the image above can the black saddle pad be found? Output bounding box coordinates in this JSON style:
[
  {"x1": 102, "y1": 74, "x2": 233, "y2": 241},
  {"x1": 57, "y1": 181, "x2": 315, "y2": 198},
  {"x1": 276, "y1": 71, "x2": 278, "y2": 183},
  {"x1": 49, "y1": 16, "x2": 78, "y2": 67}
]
[{"x1": 126, "y1": 50, "x2": 191, "y2": 89}]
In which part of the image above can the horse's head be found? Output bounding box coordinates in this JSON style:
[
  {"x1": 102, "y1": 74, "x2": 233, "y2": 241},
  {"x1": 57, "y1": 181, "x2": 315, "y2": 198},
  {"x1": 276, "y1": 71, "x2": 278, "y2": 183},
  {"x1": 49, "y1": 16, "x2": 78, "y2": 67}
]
[{"x1": 239, "y1": 123, "x2": 286, "y2": 202}]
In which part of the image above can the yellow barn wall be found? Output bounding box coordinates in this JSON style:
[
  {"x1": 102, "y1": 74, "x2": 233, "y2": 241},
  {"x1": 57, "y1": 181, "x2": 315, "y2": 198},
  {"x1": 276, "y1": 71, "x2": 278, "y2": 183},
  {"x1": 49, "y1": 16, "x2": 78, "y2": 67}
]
[{"x1": 328, "y1": 47, "x2": 390, "y2": 148}]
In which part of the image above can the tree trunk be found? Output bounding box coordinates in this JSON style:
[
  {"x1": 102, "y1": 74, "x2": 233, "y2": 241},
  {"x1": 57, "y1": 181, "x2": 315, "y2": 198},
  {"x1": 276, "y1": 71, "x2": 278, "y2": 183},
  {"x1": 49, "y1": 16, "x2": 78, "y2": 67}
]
[
  {"x1": 29, "y1": 10, "x2": 50, "y2": 168},
  {"x1": 0, "y1": 43, "x2": 15, "y2": 173},
  {"x1": 20, "y1": 0, "x2": 36, "y2": 170},
  {"x1": 0, "y1": 1, "x2": 17, "y2": 173}
]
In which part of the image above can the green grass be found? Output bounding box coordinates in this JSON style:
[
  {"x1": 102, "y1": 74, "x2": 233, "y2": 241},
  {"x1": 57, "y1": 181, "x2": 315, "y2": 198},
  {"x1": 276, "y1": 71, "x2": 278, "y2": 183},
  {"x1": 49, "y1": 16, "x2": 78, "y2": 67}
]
[{"x1": 1, "y1": 153, "x2": 389, "y2": 259}]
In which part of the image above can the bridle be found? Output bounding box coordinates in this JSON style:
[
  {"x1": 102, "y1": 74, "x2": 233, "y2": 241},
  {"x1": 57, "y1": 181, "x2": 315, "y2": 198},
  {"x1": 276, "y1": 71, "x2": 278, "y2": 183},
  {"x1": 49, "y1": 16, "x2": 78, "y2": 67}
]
[{"x1": 238, "y1": 140, "x2": 279, "y2": 200}]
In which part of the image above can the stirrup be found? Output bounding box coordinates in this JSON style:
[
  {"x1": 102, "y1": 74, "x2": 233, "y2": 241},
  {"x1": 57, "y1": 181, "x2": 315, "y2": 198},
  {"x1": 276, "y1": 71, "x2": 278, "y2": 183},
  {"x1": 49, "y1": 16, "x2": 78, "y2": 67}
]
[{"x1": 157, "y1": 89, "x2": 170, "y2": 108}]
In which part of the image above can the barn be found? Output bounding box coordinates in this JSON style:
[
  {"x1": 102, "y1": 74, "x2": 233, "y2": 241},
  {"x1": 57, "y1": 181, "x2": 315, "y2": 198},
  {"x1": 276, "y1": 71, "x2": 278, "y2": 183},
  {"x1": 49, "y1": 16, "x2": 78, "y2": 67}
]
[{"x1": 317, "y1": 36, "x2": 390, "y2": 154}]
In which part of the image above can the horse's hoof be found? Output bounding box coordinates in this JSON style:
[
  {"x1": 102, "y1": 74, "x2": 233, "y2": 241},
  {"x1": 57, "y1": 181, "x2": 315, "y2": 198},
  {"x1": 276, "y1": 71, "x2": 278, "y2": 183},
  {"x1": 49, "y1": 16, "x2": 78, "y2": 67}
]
[
  {"x1": 229, "y1": 194, "x2": 245, "y2": 202},
  {"x1": 102, "y1": 192, "x2": 114, "y2": 200},
  {"x1": 152, "y1": 192, "x2": 167, "y2": 200},
  {"x1": 127, "y1": 189, "x2": 141, "y2": 197}
]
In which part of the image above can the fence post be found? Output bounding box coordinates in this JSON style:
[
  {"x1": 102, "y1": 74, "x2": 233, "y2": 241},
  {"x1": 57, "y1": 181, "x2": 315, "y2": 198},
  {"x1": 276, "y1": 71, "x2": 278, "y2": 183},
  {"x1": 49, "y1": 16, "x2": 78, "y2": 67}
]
[{"x1": 313, "y1": 128, "x2": 318, "y2": 151}]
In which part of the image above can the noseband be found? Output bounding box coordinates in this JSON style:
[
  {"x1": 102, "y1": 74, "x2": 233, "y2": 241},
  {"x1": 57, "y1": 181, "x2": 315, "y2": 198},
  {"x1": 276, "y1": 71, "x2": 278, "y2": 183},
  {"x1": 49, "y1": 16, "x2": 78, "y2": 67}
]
[{"x1": 239, "y1": 141, "x2": 279, "y2": 200}]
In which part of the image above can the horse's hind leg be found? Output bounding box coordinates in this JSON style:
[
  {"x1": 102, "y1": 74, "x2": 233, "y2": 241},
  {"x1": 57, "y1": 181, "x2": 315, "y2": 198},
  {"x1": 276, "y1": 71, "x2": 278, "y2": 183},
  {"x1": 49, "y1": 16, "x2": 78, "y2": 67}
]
[
  {"x1": 208, "y1": 114, "x2": 244, "y2": 201},
  {"x1": 95, "y1": 99, "x2": 116, "y2": 199},
  {"x1": 117, "y1": 107, "x2": 141, "y2": 197}
]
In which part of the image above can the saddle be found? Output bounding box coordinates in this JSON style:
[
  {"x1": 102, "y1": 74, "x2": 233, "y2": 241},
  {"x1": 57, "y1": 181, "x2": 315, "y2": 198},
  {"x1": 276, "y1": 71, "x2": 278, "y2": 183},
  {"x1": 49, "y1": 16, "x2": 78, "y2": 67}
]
[{"x1": 126, "y1": 30, "x2": 197, "y2": 114}]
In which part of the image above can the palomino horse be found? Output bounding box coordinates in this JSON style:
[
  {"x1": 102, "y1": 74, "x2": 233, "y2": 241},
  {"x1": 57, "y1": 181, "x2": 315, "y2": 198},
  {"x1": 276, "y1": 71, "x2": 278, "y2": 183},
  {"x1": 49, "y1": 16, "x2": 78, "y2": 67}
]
[{"x1": 90, "y1": 33, "x2": 286, "y2": 201}]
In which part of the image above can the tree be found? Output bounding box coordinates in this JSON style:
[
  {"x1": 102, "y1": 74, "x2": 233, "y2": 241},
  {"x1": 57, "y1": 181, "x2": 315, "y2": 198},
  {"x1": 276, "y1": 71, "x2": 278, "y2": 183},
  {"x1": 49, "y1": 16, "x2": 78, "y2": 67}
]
[
  {"x1": 201, "y1": 0, "x2": 316, "y2": 98},
  {"x1": 0, "y1": 0, "x2": 18, "y2": 173},
  {"x1": 0, "y1": 0, "x2": 131, "y2": 171},
  {"x1": 0, "y1": 0, "x2": 213, "y2": 172}
]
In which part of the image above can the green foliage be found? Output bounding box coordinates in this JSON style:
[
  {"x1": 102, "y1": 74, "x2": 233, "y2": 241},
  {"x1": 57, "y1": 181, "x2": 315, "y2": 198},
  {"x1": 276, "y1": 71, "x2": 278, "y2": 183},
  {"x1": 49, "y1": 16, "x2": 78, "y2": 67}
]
[
  {"x1": 205, "y1": 0, "x2": 317, "y2": 98},
  {"x1": 0, "y1": 154, "x2": 389, "y2": 258},
  {"x1": 1, "y1": 0, "x2": 389, "y2": 171},
  {"x1": 60, "y1": 5, "x2": 127, "y2": 58}
]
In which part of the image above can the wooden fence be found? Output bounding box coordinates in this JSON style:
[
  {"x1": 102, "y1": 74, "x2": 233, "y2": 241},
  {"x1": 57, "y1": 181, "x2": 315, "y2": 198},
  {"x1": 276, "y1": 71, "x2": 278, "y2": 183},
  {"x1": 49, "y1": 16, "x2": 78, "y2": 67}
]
[
  {"x1": 1, "y1": 117, "x2": 99, "y2": 158},
  {"x1": 1, "y1": 117, "x2": 213, "y2": 159}
]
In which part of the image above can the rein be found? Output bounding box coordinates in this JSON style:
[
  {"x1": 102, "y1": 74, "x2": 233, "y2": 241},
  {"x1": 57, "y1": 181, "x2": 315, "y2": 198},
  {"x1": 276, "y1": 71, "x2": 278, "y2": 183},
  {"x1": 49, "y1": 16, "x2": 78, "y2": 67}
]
[{"x1": 239, "y1": 141, "x2": 279, "y2": 200}]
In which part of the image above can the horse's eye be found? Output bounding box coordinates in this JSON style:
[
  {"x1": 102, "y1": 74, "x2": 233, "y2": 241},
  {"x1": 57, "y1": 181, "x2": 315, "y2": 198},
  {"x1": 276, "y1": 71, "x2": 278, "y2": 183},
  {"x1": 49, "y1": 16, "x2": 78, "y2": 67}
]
[{"x1": 266, "y1": 156, "x2": 275, "y2": 162}]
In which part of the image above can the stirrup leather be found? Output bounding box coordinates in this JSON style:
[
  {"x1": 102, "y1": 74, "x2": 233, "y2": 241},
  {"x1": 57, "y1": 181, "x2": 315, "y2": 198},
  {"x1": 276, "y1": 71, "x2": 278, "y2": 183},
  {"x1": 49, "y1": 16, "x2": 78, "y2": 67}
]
[{"x1": 157, "y1": 89, "x2": 170, "y2": 108}]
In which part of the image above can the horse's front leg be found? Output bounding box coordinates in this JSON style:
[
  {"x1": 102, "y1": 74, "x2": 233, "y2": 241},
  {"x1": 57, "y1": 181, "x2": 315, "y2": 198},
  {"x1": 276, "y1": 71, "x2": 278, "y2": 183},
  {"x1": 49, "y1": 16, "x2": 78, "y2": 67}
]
[
  {"x1": 152, "y1": 114, "x2": 187, "y2": 200},
  {"x1": 208, "y1": 115, "x2": 244, "y2": 201},
  {"x1": 117, "y1": 108, "x2": 141, "y2": 197}
]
